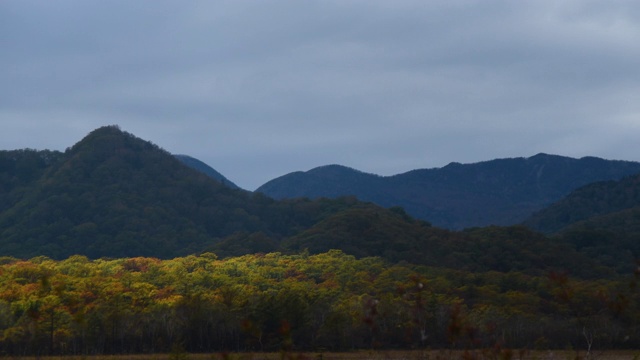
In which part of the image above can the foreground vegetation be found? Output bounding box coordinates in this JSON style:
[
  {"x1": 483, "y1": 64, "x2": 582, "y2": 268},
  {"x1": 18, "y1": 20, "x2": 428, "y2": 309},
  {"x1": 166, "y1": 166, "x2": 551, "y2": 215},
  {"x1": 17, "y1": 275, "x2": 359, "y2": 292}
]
[
  {"x1": 0, "y1": 251, "x2": 638, "y2": 356},
  {"x1": 4, "y1": 350, "x2": 640, "y2": 360}
]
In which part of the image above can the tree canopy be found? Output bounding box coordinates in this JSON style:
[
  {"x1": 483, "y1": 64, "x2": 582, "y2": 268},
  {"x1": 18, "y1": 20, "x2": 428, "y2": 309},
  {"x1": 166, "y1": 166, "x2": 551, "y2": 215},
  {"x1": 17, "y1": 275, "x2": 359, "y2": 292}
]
[{"x1": 0, "y1": 251, "x2": 637, "y2": 356}]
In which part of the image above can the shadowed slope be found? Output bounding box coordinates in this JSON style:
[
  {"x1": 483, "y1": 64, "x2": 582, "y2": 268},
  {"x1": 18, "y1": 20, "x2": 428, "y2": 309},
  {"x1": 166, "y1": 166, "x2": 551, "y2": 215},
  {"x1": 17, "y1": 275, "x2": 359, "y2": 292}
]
[{"x1": 258, "y1": 154, "x2": 640, "y2": 229}]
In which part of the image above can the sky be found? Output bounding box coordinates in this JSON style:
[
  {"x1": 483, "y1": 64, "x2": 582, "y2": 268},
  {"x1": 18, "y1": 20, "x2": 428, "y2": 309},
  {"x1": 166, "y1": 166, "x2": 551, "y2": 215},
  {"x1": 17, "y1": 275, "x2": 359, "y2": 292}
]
[{"x1": 2, "y1": 1, "x2": 640, "y2": 190}]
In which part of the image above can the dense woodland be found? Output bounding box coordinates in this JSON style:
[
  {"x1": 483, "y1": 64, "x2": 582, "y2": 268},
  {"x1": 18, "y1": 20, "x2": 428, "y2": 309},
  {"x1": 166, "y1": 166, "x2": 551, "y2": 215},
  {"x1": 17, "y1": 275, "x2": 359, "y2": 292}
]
[
  {"x1": 0, "y1": 251, "x2": 638, "y2": 356},
  {"x1": 524, "y1": 173, "x2": 640, "y2": 234},
  {"x1": 1, "y1": 126, "x2": 640, "y2": 355}
]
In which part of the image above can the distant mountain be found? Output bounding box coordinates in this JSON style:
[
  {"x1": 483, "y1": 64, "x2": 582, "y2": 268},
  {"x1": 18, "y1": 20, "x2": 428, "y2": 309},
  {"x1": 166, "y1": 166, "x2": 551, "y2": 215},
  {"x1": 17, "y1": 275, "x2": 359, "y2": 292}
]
[
  {"x1": 174, "y1": 154, "x2": 240, "y2": 189},
  {"x1": 257, "y1": 154, "x2": 640, "y2": 229}
]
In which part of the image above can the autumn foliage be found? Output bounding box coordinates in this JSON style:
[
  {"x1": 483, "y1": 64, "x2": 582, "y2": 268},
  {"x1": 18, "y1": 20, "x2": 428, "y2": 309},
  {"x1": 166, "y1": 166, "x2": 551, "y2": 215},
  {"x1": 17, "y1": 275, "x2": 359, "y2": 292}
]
[{"x1": 0, "y1": 251, "x2": 637, "y2": 356}]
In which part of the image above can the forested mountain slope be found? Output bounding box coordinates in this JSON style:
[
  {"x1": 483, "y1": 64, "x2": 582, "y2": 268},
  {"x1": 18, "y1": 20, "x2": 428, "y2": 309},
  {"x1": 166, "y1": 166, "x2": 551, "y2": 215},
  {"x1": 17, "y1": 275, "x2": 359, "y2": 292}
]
[
  {"x1": 0, "y1": 149, "x2": 64, "y2": 210},
  {"x1": 0, "y1": 126, "x2": 364, "y2": 259},
  {"x1": 257, "y1": 154, "x2": 640, "y2": 229},
  {"x1": 524, "y1": 173, "x2": 640, "y2": 234},
  {"x1": 0, "y1": 125, "x2": 632, "y2": 278},
  {"x1": 174, "y1": 154, "x2": 240, "y2": 189},
  {"x1": 279, "y1": 207, "x2": 607, "y2": 278},
  {"x1": 522, "y1": 173, "x2": 640, "y2": 273},
  {"x1": 3, "y1": 127, "x2": 640, "y2": 357}
]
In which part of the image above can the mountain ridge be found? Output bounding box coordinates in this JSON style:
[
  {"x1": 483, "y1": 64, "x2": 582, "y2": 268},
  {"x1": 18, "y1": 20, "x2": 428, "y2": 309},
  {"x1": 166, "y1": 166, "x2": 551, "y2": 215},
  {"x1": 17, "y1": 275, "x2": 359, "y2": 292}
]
[
  {"x1": 0, "y1": 125, "x2": 613, "y2": 279},
  {"x1": 257, "y1": 154, "x2": 640, "y2": 229}
]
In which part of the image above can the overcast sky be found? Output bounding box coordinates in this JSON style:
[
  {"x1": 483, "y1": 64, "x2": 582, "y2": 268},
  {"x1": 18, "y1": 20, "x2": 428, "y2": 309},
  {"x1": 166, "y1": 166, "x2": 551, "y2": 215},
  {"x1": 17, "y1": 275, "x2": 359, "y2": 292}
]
[{"x1": 2, "y1": 1, "x2": 640, "y2": 190}]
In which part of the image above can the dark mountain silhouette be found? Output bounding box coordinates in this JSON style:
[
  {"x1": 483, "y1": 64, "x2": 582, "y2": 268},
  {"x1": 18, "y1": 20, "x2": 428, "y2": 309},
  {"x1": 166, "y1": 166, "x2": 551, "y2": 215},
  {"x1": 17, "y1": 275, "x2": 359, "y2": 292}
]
[
  {"x1": 280, "y1": 207, "x2": 606, "y2": 277},
  {"x1": 0, "y1": 125, "x2": 615, "y2": 278},
  {"x1": 524, "y1": 173, "x2": 640, "y2": 234},
  {"x1": 0, "y1": 126, "x2": 354, "y2": 259},
  {"x1": 257, "y1": 154, "x2": 640, "y2": 229},
  {"x1": 523, "y1": 173, "x2": 640, "y2": 273},
  {"x1": 174, "y1": 154, "x2": 240, "y2": 189}
]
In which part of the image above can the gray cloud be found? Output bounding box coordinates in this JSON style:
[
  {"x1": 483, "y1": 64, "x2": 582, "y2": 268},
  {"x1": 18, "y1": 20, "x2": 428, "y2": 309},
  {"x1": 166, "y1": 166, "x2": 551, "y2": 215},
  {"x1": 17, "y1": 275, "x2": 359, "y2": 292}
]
[{"x1": 2, "y1": 0, "x2": 640, "y2": 189}]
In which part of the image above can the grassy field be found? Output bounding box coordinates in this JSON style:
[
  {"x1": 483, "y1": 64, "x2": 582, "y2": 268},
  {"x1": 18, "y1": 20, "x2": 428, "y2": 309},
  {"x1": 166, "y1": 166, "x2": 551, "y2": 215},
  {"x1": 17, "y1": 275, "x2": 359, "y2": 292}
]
[{"x1": 20, "y1": 350, "x2": 640, "y2": 360}]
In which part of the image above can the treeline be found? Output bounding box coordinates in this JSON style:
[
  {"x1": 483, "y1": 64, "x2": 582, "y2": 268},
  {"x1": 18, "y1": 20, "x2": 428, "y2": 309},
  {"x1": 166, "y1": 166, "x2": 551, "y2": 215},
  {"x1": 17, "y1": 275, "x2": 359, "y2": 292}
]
[{"x1": 0, "y1": 251, "x2": 638, "y2": 356}]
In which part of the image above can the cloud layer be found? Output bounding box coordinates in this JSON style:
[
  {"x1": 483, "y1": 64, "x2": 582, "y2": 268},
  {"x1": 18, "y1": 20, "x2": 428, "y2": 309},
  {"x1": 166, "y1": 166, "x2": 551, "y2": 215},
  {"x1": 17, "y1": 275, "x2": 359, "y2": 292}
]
[{"x1": 2, "y1": 0, "x2": 640, "y2": 189}]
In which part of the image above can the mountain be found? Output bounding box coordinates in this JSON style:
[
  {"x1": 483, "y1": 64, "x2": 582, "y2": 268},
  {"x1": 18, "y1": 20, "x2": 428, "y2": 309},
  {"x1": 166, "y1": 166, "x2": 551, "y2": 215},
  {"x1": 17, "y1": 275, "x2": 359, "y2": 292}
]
[
  {"x1": 524, "y1": 173, "x2": 640, "y2": 234},
  {"x1": 0, "y1": 127, "x2": 436, "y2": 263},
  {"x1": 0, "y1": 126, "x2": 353, "y2": 259},
  {"x1": 522, "y1": 173, "x2": 640, "y2": 273},
  {"x1": 257, "y1": 154, "x2": 640, "y2": 229},
  {"x1": 174, "y1": 154, "x2": 241, "y2": 189},
  {"x1": 3, "y1": 127, "x2": 640, "y2": 355},
  {"x1": 280, "y1": 207, "x2": 607, "y2": 277},
  {"x1": 0, "y1": 125, "x2": 614, "y2": 278}
]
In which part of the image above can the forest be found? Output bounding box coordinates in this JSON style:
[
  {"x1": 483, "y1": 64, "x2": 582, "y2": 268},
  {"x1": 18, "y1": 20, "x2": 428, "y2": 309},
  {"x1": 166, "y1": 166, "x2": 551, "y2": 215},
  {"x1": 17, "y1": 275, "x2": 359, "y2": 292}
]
[
  {"x1": 2, "y1": 127, "x2": 640, "y2": 357},
  {"x1": 0, "y1": 251, "x2": 638, "y2": 356}
]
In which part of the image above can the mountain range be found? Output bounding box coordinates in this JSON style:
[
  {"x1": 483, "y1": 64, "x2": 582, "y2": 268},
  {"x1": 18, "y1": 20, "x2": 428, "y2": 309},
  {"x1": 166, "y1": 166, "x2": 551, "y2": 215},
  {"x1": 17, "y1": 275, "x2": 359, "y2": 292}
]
[
  {"x1": 256, "y1": 156, "x2": 640, "y2": 229},
  {"x1": 4, "y1": 125, "x2": 640, "y2": 356},
  {"x1": 1, "y1": 125, "x2": 640, "y2": 277}
]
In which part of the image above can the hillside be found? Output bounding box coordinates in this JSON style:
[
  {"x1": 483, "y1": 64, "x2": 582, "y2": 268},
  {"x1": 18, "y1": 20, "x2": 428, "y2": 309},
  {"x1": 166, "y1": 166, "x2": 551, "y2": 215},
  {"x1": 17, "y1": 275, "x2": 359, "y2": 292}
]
[
  {"x1": 0, "y1": 127, "x2": 440, "y2": 263},
  {"x1": 280, "y1": 207, "x2": 607, "y2": 278},
  {"x1": 1, "y1": 133, "x2": 639, "y2": 355},
  {"x1": 0, "y1": 126, "x2": 355, "y2": 259},
  {"x1": 522, "y1": 173, "x2": 640, "y2": 273},
  {"x1": 174, "y1": 154, "x2": 241, "y2": 189},
  {"x1": 524, "y1": 173, "x2": 640, "y2": 234},
  {"x1": 0, "y1": 149, "x2": 64, "y2": 211},
  {"x1": 0, "y1": 126, "x2": 615, "y2": 279},
  {"x1": 257, "y1": 154, "x2": 640, "y2": 229}
]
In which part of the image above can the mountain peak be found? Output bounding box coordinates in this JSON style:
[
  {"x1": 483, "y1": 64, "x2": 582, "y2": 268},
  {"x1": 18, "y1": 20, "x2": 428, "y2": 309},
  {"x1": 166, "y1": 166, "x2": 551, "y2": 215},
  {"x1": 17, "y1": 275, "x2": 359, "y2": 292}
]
[
  {"x1": 68, "y1": 125, "x2": 160, "y2": 155},
  {"x1": 63, "y1": 125, "x2": 174, "y2": 172},
  {"x1": 91, "y1": 124, "x2": 125, "y2": 135},
  {"x1": 0, "y1": 126, "x2": 252, "y2": 258},
  {"x1": 72, "y1": 125, "x2": 127, "y2": 147},
  {"x1": 307, "y1": 164, "x2": 372, "y2": 176}
]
